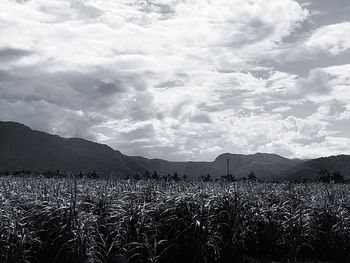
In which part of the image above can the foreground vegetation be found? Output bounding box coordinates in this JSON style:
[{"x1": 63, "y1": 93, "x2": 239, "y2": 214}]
[{"x1": 1, "y1": 176, "x2": 350, "y2": 262}]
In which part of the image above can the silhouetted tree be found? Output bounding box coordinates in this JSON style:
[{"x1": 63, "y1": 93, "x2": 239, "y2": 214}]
[
  {"x1": 152, "y1": 171, "x2": 160, "y2": 180},
  {"x1": 220, "y1": 174, "x2": 235, "y2": 182},
  {"x1": 172, "y1": 172, "x2": 180, "y2": 182},
  {"x1": 331, "y1": 171, "x2": 344, "y2": 183},
  {"x1": 317, "y1": 169, "x2": 344, "y2": 183},
  {"x1": 133, "y1": 172, "x2": 141, "y2": 181},
  {"x1": 89, "y1": 170, "x2": 98, "y2": 179},
  {"x1": 202, "y1": 174, "x2": 212, "y2": 182},
  {"x1": 248, "y1": 171, "x2": 257, "y2": 181}
]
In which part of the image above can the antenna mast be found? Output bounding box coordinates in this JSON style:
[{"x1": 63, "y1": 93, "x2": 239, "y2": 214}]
[{"x1": 227, "y1": 158, "x2": 230, "y2": 175}]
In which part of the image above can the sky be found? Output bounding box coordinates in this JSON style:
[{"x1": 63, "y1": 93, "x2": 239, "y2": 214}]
[{"x1": 0, "y1": 0, "x2": 350, "y2": 161}]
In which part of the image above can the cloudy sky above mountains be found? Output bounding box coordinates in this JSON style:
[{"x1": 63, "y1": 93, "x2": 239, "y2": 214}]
[{"x1": 1, "y1": 0, "x2": 350, "y2": 161}]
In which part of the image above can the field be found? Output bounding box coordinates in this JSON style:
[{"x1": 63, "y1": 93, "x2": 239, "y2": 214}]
[{"x1": 1, "y1": 176, "x2": 350, "y2": 263}]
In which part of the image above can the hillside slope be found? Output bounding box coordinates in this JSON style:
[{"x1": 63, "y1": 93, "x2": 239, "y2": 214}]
[
  {"x1": 287, "y1": 155, "x2": 350, "y2": 180},
  {"x1": 4, "y1": 121, "x2": 346, "y2": 180},
  {"x1": 130, "y1": 152, "x2": 303, "y2": 180},
  {"x1": 0, "y1": 121, "x2": 144, "y2": 177}
]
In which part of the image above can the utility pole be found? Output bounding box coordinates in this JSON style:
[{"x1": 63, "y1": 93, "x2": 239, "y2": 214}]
[{"x1": 227, "y1": 158, "x2": 230, "y2": 175}]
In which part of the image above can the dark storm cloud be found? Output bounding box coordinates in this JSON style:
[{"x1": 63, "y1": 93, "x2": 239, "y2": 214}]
[
  {"x1": 0, "y1": 48, "x2": 32, "y2": 61},
  {"x1": 71, "y1": 77, "x2": 127, "y2": 101},
  {"x1": 0, "y1": 63, "x2": 157, "y2": 141},
  {"x1": 0, "y1": 62, "x2": 154, "y2": 109},
  {"x1": 0, "y1": 68, "x2": 125, "y2": 111},
  {"x1": 189, "y1": 112, "x2": 211, "y2": 123},
  {"x1": 96, "y1": 81, "x2": 125, "y2": 95}
]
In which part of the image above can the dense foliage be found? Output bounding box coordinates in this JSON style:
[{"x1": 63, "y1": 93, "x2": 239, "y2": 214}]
[{"x1": 1, "y1": 176, "x2": 350, "y2": 262}]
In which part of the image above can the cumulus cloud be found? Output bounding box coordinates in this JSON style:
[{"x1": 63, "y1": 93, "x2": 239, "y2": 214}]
[
  {"x1": 305, "y1": 22, "x2": 350, "y2": 55},
  {"x1": 0, "y1": 0, "x2": 349, "y2": 160},
  {"x1": 272, "y1": 106, "x2": 292, "y2": 113}
]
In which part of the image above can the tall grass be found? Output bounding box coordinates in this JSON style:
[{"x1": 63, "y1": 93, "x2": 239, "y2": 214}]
[{"x1": 0, "y1": 176, "x2": 349, "y2": 262}]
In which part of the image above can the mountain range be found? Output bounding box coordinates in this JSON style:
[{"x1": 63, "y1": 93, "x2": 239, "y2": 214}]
[{"x1": 1, "y1": 121, "x2": 349, "y2": 180}]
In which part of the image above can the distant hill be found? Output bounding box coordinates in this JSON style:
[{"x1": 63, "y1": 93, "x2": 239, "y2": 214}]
[
  {"x1": 1, "y1": 121, "x2": 349, "y2": 180},
  {"x1": 211, "y1": 153, "x2": 304, "y2": 180},
  {"x1": 0, "y1": 121, "x2": 143, "y2": 178},
  {"x1": 129, "y1": 153, "x2": 303, "y2": 180},
  {"x1": 286, "y1": 155, "x2": 350, "y2": 180}
]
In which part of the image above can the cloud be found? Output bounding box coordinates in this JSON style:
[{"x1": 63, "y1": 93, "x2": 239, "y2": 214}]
[
  {"x1": 0, "y1": 47, "x2": 32, "y2": 61},
  {"x1": 305, "y1": 22, "x2": 350, "y2": 55},
  {"x1": 189, "y1": 112, "x2": 211, "y2": 123},
  {"x1": 272, "y1": 106, "x2": 292, "y2": 113},
  {"x1": 1, "y1": 0, "x2": 350, "y2": 160},
  {"x1": 267, "y1": 20, "x2": 350, "y2": 76},
  {"x1": 278, "y1": 22, "x2": 350, "y2": 65},
  {"x1": 120, "y1": 124, "x2": 155, "y2": 141},
  {"x1": 297, "y1": 68, "x2": 331, "y2": 95}
]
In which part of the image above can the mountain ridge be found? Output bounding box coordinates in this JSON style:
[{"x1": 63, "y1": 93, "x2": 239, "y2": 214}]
[{"x1": 0, "y1": 121, "x2": 349, "y2": 180}]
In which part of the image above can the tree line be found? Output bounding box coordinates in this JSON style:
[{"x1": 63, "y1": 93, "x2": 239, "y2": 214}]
[
  {"x1": 127, "y1": 170, "x2": 259, "y2": 182},
  {"x1": 0, "y1": 168, "x2": 346, "y2": 183},
  {"x1": 0, "y1": 169, "x2": 99, "y2": 179}
]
